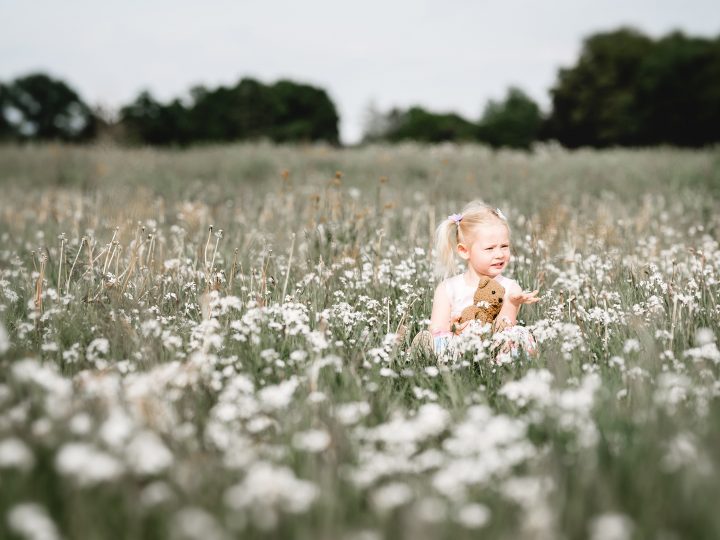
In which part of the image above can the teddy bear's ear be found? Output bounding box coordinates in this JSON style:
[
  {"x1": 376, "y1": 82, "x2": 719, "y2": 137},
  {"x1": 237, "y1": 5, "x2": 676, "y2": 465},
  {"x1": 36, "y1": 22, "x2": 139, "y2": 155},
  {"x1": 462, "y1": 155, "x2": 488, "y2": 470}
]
[{"x1": 478, "y1": 277, "x2": 490, "y2": 288}]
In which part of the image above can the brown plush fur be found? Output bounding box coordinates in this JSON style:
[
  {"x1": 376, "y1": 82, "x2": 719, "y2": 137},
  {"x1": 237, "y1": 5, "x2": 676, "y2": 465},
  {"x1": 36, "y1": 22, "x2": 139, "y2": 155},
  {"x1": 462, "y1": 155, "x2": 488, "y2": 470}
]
[{"x1": 455, "y1": 277, "x2": 505, "y2": 330}]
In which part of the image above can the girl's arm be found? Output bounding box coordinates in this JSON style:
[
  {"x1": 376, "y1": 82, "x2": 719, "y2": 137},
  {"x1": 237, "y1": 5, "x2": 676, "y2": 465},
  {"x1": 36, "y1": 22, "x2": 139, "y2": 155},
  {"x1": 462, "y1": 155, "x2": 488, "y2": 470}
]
[
  {"x1": 429, "y1": 282, "x2": 452, "y2": 335},
  {"x1": 495, "y1": 282, "x2": 540, "y2": 330}
]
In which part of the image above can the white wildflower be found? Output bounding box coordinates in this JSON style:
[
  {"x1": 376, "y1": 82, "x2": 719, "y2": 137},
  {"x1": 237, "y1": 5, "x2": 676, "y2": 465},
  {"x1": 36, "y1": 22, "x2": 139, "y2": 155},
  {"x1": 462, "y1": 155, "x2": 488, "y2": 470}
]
[
  {"x1": 246, "y1": 416, "x2": 275, "y2": 434},
  {"x1": 56, "y1": 442, "x2": 124, "y2": 486},
  {"x1": 695, "y1": 327, "x2": 715, "y2": 346},
  {"x1": 100, "y1": 408, "x2": 134, "y2": 449},
  {"x1": 683, "y1": 340, "x2": 720, "y2": 365},
  {"x1": 125, "y1": 431, "x2": 174, "y2": 475},
  {"x1": 86, "y1": 337, "x2": 110, "y2": 364},
  {"x1": 141, "y1": 319, "x2": 162, "y2": 338},
  {"x1": 661, "y1": 433, "x2": 699, "y2": 472},
  {"x1": 622, "y1": 338, "x2": 641, "y2": 354},
  {"x1": 223, "y1": 462, "x2": 318, "y2": 528},
  {"x1": 140, "y1": 481, "x2": 175, "y2": 508},
  {"x1": 161, "y1": 332, "x2": 182, "y2": 349},
  {"x1": 11, "y1": 359, "x2": 72, "y2": 418},
  {"x1": 7, "y1": 503, "x2": 61, "y2": 540},
  {"x1": 257, "y1": 377, "x2": 299, "y2": 411},
  {"x1": 654, "y1": 373, "x2": 691, "y2": 409},
  {"x1": 588, "y1": 513, "x2": 634, "y2": 540},
  {"x1": 379, "y1": 367, "x2": 398, "y2": 378},
  {"x1": 371, "y1": 482, "x2": 413, "y2": 512},
  {"x1": 172, "y1": 507, "x2": 229, "y2": 540},
  {"x1": 413, "y1": 497, "x2": 447, "y2": 523},
  {"x1": 609, "y1": 356, "x2": 625, "y2": 369},
  {"x1": 292, "y1": 429, "x2": 331, "y2": 453},
  {"x1": 41, "y1": 341, "x2": 58, "y2": 353},
  {"x1": 62, "y1": 343, "x2": 82, "y2": 364},
  {"x1": 308, "y1": 391, "x2": 327, "y2": 403},
  {"x1": 0, "y1": 437, "x2": 34, "y2": 471},
  {"x1": 289, "y1": 349, "x2": 308, "y2": 363},
  {"x1": 367, "y1": 403, "x2": 450, "y2": 449},
  {"x1": 498, "y1": 369, "x2": 554, "y2": 407},
  {"x1": 456, "y1": 503, "x2": 491, "y2": 528},
  {"x1": 335, "y1": 401, "x2": 371, "y2": 425},
  {"x1": 424, "y1": 366, "x2": 439, "y2": 377}
]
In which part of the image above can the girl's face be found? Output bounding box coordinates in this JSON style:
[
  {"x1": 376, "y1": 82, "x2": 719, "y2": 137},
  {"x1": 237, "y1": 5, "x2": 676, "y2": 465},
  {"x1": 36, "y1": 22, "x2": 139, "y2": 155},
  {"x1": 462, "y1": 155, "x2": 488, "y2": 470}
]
[{"x1": 457, "y1": 222, "x2": 510, "y2": 278}]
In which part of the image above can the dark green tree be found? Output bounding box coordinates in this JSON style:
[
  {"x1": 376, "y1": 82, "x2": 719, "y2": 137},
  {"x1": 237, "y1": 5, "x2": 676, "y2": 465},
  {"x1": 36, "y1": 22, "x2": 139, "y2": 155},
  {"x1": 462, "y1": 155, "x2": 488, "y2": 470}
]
[
  {"x1": 546, "y1": 27, "x2": 720, "y2": 147},
  {"x1": 3, "y1": 73, "x2": 96, "y2": 141},
  {"x1": 269, "y1": 80, "x2": 340, "y2": 144},
  {"x1": 120, "y1": 90, "x2": 174, "y2": 145},
  {"x1": 0, "y1": 83, "x2": 14, "y2": 140},
  {"x1": 119, "y1": 78, "x2": 340, "y2": 146},
  {"x1": 189, "y1": 78, "x2": 279, "y2": 141},
  {"x1": 477, "y1": 87, "x2": 542, "y2": 149},
  {"x1": 636, "y1": 32, "x2": 720, "y2": 146},
  {"x1": 547, "y1": 27, "x2": 654, "y2": 147},
  {"x1": 382, "y1": 106, "x2": 477, "y2": 143}
]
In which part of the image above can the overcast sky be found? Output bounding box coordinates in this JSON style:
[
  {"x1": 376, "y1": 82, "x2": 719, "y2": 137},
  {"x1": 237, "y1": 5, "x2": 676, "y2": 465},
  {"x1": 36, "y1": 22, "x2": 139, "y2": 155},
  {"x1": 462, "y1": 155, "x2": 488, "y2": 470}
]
[{"x1": 1, "y1": 0, "x2": 718, "y2": 144}]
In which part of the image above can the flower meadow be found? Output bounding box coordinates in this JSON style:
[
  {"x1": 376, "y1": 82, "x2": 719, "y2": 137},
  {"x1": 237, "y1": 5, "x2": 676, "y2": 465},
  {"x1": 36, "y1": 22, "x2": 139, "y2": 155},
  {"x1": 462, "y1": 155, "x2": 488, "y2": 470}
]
[{"x1": 0, "y1": 142, "x2": 719, "y2": 539}]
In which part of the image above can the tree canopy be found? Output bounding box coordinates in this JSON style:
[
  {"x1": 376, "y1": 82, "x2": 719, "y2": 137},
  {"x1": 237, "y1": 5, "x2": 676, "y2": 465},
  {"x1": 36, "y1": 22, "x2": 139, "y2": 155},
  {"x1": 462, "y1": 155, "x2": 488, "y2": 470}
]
[
  {"x1": 378, "y1": 107, "x2": 478, "y2": 143},
  {"x1": 477, "y1": 87, "x2": 543, "y2": 150},
  {"x1": 546, "y1": 28, "x2": 720, "y2": 147},
  {"x1": 0, "y1": 73, "x2": 96, "y2": 141},
  {"x1": 119, "y1": 78, "x2": 340, "y2": 146}
]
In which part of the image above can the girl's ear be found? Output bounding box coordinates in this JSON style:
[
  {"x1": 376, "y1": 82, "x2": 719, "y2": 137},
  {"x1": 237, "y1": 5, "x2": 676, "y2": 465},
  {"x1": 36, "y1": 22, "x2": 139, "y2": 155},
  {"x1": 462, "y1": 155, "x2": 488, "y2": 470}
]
[{"x1": 457, "y1": 243, "x2": 470, "y2": 260}]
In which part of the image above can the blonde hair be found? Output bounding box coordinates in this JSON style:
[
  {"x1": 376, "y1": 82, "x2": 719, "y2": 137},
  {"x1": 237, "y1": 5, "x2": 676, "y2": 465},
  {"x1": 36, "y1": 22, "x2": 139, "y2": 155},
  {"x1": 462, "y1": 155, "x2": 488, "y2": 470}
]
[{"x1": 434, "y1": 199, "x2": 510, "y2": 278}]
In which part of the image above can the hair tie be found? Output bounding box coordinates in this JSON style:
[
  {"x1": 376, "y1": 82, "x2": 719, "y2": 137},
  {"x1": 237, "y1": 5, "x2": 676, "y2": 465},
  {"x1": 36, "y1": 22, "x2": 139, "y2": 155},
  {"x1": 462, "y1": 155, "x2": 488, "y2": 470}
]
[
  {"x1": 448, "y1": 213, "x2": 463, "y2": 224},
  {"x1": 495, "y1": 208, "x2": 507, "y2": 221}
]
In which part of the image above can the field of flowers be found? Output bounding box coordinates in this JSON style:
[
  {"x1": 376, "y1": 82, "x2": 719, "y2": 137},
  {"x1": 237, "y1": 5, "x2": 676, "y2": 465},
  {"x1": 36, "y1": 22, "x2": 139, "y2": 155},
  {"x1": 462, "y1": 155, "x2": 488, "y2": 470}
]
[{"x1": 0, "y1": 142, "x2": 718, "y2": 540}]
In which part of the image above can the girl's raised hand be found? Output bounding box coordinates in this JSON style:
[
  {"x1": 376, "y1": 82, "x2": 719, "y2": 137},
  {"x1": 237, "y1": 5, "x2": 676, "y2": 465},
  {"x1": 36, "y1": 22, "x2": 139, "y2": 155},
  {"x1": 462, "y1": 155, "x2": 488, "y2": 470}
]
[{"x1": 508, "y1": 289, "x2": 540, "y2": 306}]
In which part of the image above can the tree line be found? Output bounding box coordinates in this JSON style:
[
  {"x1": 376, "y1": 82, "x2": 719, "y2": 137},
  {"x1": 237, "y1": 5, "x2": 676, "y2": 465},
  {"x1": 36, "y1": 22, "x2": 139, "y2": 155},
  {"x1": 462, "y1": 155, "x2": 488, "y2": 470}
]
[
  {"x1": 0, "y1": 76, "x2": 340, "y2": 146},
  {"x1": 1, "y1": 27, "x2": 718, "y2": 149}
]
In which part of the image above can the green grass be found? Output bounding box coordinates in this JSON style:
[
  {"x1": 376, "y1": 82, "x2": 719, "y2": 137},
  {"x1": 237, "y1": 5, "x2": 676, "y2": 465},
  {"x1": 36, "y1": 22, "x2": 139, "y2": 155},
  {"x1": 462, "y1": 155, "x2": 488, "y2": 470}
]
[{"x1": 0, "y1": 141, "x2": 718, "y2": 540}]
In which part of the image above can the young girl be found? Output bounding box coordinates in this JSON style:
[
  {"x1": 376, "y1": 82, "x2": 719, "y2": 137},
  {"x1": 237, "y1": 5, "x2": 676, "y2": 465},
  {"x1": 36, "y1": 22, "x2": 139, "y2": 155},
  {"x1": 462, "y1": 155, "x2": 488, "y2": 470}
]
[{"x1": 420, "y1": 200, "x2": 539, "y2": 357}]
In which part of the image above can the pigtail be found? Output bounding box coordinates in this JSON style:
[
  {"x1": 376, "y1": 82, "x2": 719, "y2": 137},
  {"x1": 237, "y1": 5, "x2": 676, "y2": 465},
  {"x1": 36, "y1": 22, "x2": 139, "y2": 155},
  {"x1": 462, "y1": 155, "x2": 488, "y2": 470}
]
[{"x1": 434, "y1": 217, "x2": 459, "y2": 278}]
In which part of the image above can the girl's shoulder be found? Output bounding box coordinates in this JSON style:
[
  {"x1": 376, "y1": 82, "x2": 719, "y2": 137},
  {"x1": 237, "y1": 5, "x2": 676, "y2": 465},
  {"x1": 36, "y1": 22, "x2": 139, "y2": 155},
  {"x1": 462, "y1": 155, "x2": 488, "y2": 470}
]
[
  {"x1": 496, "y1": 274, "x2": 522, "y2": 294},
  {"x1": 439, "y1": 274, "x2": 469, "y2": 299},
  {"x1": 442, "y1": 273, "x2": 467, "y2": 286}
]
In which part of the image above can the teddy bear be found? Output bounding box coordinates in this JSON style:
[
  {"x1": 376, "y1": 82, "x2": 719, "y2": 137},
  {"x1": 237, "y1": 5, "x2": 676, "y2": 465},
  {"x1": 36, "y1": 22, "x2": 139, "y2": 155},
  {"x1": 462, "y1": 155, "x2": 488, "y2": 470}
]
[{"x1": 452, "y1": 277, "x2": 505, "y2": 334}]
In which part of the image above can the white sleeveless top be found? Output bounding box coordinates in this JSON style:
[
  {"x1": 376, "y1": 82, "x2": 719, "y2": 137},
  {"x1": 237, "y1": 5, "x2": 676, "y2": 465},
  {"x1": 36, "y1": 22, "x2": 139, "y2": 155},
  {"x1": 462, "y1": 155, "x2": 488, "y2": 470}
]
[{"x1": 443, "y1": 273, "x2": 516, "y2": 319}]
